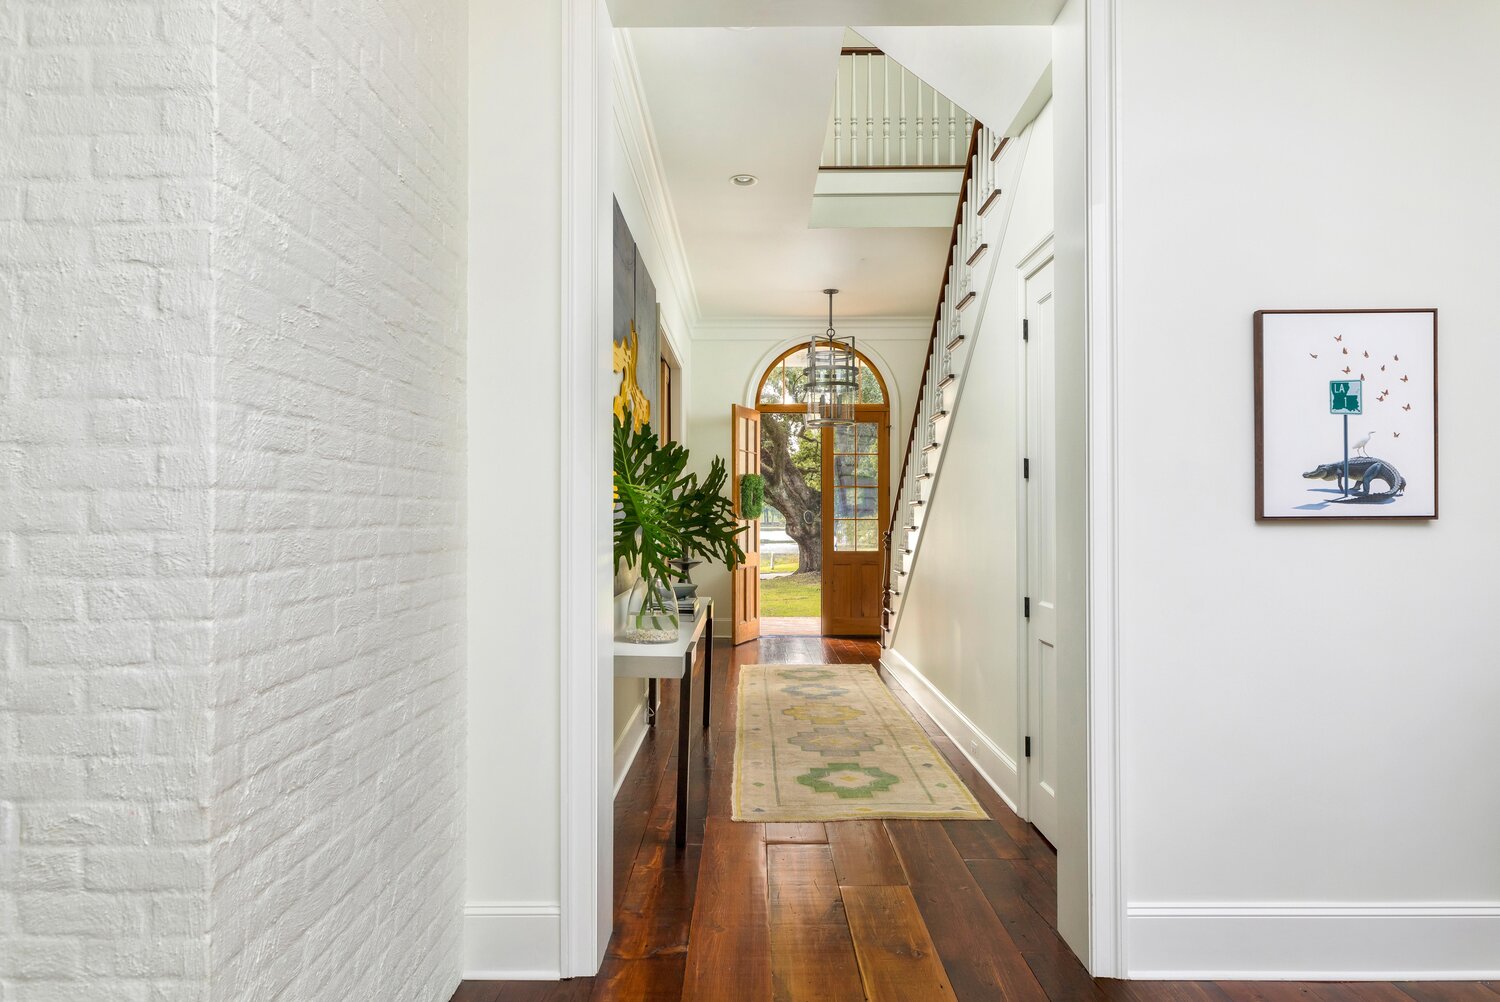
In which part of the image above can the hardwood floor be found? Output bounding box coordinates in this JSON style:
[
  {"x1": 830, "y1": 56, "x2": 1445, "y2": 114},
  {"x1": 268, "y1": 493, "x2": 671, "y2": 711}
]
[{"x1": 456, "y1": 636, "x2": 1497, "y2": 1002}]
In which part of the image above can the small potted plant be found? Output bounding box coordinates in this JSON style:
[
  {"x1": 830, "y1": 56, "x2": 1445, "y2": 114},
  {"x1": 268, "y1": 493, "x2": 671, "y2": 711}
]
[{"x1": 613, "y1": 417, "x2": 744, "y2": 642}]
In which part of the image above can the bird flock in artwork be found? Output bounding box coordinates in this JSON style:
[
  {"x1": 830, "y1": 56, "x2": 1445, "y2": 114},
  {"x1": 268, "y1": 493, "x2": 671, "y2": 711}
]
[{"x1": 1310, "y1": 332, "x2": 1416, "y2": 446}]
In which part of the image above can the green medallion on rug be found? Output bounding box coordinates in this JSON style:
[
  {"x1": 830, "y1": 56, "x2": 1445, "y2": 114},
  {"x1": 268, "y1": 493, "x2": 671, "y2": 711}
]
[{"x1": 732, "y1": 664, "x2": 987, "y2": 822}]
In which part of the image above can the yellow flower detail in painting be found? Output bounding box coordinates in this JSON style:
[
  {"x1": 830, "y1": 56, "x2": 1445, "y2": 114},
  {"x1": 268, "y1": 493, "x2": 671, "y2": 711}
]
[
  {"x1": 612, "y1": 322, "x2": 651, "y2": 433},
  {"x1": 780, "y1": 703, "x2": 863, "y2": 726}
]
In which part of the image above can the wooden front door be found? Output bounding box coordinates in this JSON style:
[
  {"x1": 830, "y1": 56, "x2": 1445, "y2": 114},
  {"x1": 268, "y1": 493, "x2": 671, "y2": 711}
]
[
  {"x1": 822, "y1": 415, "x2": 889, "y2": 637},
  {"x1": 730, "y1": 404, "x2": 761, "y2": 644}
]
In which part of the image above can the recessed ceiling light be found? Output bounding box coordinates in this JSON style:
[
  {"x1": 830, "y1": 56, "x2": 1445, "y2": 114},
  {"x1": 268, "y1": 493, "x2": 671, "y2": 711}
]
[{"x1": 729, "y1": 174, "x2": 758, "y2": 187}]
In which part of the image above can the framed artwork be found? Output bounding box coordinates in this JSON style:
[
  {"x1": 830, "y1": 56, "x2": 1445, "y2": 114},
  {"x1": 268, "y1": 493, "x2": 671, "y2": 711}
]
[{"x1": 1254, "y1": 309, "x2": 1438, "y2": 520}]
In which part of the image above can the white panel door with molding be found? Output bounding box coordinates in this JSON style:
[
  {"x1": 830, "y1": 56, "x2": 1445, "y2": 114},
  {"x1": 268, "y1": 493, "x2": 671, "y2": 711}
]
[{"x1": 1023, "y1": 255, "x2": 1059, "y2": 844}]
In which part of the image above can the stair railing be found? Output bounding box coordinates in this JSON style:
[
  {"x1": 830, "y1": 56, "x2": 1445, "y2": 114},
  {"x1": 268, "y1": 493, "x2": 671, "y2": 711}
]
[
  {"x1": 879, "y1": 124, "x2": 1017, "y2": 644},
  {"x1": 825, "y1": 48, "x2": 974, "y2": 169},
  {"x1": 881, "y1": 122, "x2": 982, "y2": 635}
]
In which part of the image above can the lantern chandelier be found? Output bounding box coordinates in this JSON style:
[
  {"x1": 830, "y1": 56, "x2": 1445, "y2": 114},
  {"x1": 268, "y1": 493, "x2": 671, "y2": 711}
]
[{"x1": 802, "y1": 289, "x2": 858, "y2": 428}]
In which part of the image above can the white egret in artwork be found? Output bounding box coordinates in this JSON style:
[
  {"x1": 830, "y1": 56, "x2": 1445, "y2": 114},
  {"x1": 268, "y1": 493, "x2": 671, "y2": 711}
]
[{"x1": 1352, "y1": 430, "x2": 1377, "y2": 456}]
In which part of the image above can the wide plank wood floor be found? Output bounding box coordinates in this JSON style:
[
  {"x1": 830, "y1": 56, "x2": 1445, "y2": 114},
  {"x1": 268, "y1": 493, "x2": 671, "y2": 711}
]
[{"x1": 455, "y1": 636, "x2": 1498, "y2": 1002}]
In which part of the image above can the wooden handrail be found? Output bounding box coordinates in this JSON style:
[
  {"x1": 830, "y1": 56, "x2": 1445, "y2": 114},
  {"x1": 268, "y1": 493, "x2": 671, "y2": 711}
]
[
  {"x1": 817, "y1": 164, "x2": 966, "y2": 172},
  {"x1": 882, "y1": 120, "x2": 984, "y2": 610}
]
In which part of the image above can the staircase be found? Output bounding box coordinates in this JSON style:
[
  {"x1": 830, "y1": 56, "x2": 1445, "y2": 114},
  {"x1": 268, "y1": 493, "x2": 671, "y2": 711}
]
[{"x1": 881, "y1": 120, "x2": 1031, "y2": 647}]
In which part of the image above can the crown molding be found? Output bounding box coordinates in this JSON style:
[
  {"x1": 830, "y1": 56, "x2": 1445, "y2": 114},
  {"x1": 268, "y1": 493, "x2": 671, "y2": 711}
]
[{"x1": 612, "y1": 30, "x2": 701, "y2": 330}]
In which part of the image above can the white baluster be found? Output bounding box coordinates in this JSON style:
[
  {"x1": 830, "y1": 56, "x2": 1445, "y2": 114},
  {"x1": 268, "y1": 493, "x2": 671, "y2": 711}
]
[
  {"x1": 849, "y1": 54, "x2": 857, "y2": 166},
  {"x1": 899, "y1": 66, "x2": 908, "y2": 167},
  {"x1": 948, "y1": 98, "x2": 957, "y2": 164},
  {"x1": 967, "y1": 175, "x2": 976, "y2": 255},
  {"x1": 865, "y1": 54, "x2": 875, "y2": 166},
  {"x1": 924, "y1": 99, "x2": 936, "y2": 166},
  {"x1": 906, "y1": 84, "x2": 918, "y2": 166},
  {"x1": 833, "y1": 54, "x2": 843, "y2": 167},
  {"x1": 881, "y1": 55, "x2": 890, "y2": 166},
  {"x1": 979, "y1": 127, "x2": 990, "y2": 199}
]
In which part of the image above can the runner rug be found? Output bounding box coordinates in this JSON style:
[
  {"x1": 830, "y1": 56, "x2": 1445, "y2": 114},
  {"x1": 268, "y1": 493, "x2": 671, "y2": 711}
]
[{"x1": 732, "y1": 663, "x2": 987, "y2": 822}]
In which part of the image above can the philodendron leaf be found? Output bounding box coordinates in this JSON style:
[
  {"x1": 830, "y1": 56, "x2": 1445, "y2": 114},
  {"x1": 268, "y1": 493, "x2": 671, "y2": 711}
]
[{"x1": 613, "y1": 417, "x2": 745, "y2": 591}]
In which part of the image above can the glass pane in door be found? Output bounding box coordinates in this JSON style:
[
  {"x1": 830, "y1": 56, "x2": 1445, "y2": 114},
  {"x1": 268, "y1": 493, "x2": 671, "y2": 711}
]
[{"x1": 831, "y1": 420, "x2": 881, "y2": 552}]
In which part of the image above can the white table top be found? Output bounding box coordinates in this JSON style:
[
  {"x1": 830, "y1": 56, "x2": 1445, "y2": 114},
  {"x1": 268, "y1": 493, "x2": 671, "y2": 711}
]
[{"x1": 613, "y1": 598, "x2": 713, "y2": 679}]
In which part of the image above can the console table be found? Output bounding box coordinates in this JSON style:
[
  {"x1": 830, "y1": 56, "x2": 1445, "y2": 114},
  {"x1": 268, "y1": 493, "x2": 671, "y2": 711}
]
[{"x1": 613, "y1": 598, "x2": 713, "y2": 847}]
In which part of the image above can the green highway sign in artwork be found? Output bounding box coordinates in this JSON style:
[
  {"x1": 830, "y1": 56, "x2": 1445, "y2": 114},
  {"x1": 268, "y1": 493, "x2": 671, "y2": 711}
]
[{"x1": 1329, "y1": 379, "x2": 1363, "y2": 415}]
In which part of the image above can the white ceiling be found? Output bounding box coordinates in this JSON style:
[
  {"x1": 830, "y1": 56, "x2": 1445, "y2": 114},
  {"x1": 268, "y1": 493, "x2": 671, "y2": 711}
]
[
  {"x1": 626, "y1": 27, "x2": 953, "y2": 321},
  {"x1": 610, "y1": 0, "x2": 1065, "y2": 28}
]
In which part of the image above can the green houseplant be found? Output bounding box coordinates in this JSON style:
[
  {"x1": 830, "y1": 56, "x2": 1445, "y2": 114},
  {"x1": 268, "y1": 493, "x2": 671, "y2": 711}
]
[{"x1": 614, "y1": 417, "x2": 744, "y2": 642}]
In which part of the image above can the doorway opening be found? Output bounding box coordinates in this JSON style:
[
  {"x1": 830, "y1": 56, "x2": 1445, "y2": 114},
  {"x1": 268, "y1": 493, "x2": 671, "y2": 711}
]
[
  {"x1": 758, "y1": 411, "x2": 822, "y2": 633},
  {"x1": 548, "y1": 4, "x2": 1113, "y2": 984},
  {"x1": 739, "y1": 343, "x2": 889, "y2": 639}
]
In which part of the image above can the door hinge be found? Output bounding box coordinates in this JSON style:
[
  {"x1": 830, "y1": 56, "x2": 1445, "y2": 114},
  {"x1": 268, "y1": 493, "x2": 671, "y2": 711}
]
[
  {"x1": 1024, "y1": 736, "x2": 1032, "y2": 758},
  {"x1": 1023, "y1": 457, "x2": 1030, "y2": 480},
  {"x1": 1023, "y1": 596, "x2": 1031, "y2": 619},
  {"x1": 1022, "y1": 317, "x2": 1029, "y2": 342}
]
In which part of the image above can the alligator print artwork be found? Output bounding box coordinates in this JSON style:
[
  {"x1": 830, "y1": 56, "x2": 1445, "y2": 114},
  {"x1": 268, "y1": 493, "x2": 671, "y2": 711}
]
[
  {"x1": 1302, "y1": 458, "x2": 1406, "y2": 503},
  {"x1": 1254, "y1": 309, "x2": 1437, "y2": 519}
]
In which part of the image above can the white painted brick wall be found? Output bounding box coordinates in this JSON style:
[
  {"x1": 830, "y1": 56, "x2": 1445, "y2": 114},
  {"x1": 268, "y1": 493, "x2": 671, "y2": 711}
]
[
  {"x1": 1, "y1": 3, "x2": 217, "y2": 1002},
  {"x1": 2, "y1": 0, "x2": 468, "y2": 998},
  {"x1": 208, "y1": 0, "x2": 467, "y2": 1000}
]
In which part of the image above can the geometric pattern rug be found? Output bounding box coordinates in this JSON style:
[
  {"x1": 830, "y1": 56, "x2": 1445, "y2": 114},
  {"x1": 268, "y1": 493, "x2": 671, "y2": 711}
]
[{"x1": 732, "y1": 664, "x2": 987, "y2": 822}]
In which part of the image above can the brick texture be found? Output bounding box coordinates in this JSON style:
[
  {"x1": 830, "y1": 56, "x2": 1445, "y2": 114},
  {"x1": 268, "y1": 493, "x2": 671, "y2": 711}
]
[
  {"x1": 208, "y1": 0, "x2": 467, "y2": 998},
  {"x1": 1, "y1": 0, "x2": 468, "y2": 998},
  {"x1": 0, "y1": 1, "x2": 217, "y2": 1000}
]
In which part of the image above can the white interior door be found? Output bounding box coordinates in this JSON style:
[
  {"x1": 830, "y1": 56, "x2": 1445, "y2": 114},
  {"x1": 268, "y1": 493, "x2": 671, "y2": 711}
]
[{"x1": 1023, "y1": 257, "x2": 1059, "y2": 843}]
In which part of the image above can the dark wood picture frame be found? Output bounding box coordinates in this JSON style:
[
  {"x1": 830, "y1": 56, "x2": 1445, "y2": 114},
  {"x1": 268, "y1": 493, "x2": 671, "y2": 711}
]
[{"x1": 1254, "y1": 308, "x2": 1438, "y2": 521}]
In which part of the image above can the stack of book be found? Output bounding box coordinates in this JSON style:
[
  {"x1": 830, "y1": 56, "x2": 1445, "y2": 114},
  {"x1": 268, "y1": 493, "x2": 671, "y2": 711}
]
[{"x1": 676, "y1": 595, "x2": 699, "y2": 617}]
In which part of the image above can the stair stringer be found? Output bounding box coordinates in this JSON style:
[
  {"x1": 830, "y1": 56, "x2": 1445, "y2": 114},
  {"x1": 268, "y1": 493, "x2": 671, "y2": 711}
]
[{"x1": 885, "y1": 125, "x2": 1033, "y2": 643}]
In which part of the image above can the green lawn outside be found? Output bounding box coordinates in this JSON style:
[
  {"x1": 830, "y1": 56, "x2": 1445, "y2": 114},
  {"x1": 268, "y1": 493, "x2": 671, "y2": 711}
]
[
  {"x1": 760, "y1": 572, "x2": 821, "y2": 617},
  {"x1": 763, "y1": 552, "x2": 800, "y2": 573}
]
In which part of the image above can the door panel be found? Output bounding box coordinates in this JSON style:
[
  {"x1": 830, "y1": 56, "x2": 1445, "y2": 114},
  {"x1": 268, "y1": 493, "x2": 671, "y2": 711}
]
[
  {"x1": 821, "y1": 415, "x2": 888, "y2": 636},
  {"x1": 731, "y1": 405, "x2": 761, "y2": 644},
  {"x1": 1024, "y1": 258, "x2": 1059, "y2": 842}
]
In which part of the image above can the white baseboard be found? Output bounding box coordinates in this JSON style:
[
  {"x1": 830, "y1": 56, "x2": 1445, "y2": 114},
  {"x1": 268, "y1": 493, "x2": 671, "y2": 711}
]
[
  {"x1": 463, "y1": 901, "x2": 561, "y2": 980},
  {"x1": 1126, "y1": 904, "x2": 1500, "y2": 979},
  {"x1": 879, "y1": 647, "x2": 1021, "y2": 815},
  {"x1": 613, "y1": 699, "x2": 650, "y2": 796}
]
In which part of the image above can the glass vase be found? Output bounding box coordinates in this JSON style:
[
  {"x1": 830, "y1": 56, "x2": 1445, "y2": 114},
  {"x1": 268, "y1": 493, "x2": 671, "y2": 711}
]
[{"x1": 622, "y1": 575, "x2": 680, "y2": 644}]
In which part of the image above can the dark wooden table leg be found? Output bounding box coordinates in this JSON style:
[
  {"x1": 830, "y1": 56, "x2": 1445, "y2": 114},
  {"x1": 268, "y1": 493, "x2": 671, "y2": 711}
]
[
  {"x1": 674, "y1": 644, "x2": 693, "y2": 848},
  {"x1": 646, "y1": 677, "x2": 657, "y2": 727},
  {"x1": 702, "y1": 607, "x2": 713, "y2": 731}
]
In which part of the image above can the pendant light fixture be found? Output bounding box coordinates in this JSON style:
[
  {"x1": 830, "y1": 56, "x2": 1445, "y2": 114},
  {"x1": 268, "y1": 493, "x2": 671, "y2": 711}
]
[{"x1": 803, "y1": 289, "x2": 857, "y2": 428}]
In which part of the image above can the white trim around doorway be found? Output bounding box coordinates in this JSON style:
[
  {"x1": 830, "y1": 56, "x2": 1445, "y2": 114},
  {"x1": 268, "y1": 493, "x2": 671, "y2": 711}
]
[
  {"x1": 554, "y1": 0, "x2": 1124, "y2": 981},
  {"x1": 558, "y1": 0, "x2": 614, "y2": 979},
  {"x1": 1082, "y1": 0, "x2": 1124, "y2": 978}
]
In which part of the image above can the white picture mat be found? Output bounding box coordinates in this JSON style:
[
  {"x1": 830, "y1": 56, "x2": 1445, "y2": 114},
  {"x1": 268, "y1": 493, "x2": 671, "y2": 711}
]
[{"x1": 1260, "y1": 311, "x2": 1436, "y2": 518}]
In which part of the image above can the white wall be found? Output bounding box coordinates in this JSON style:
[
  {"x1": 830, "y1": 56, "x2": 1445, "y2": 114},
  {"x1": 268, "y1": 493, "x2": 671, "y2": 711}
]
[
  {"x1": 686, "y1": 323, "x2": 928, "y2": 633},
  {"x1": 610, "y1": 30, "x2": 698, "y2": 766},
  {"x1": 209, "y1": 0, "x2": 469, "y2": 998},
  {"x1": 466, "y1": 0, "x2": 574, "y2": 979},
  {"x1": 0, "y1": 2, "x2": 216, "y2": 997},
  {"x1": 888, "y1": 104, "x2": 1053, "y2": 808},
  {"x1": 1112, "y1": 0, "x2": 1500, "y2": 977},
  {"x1": 1047, "y1": 0, "x2": 1090, "y2": 965}
]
